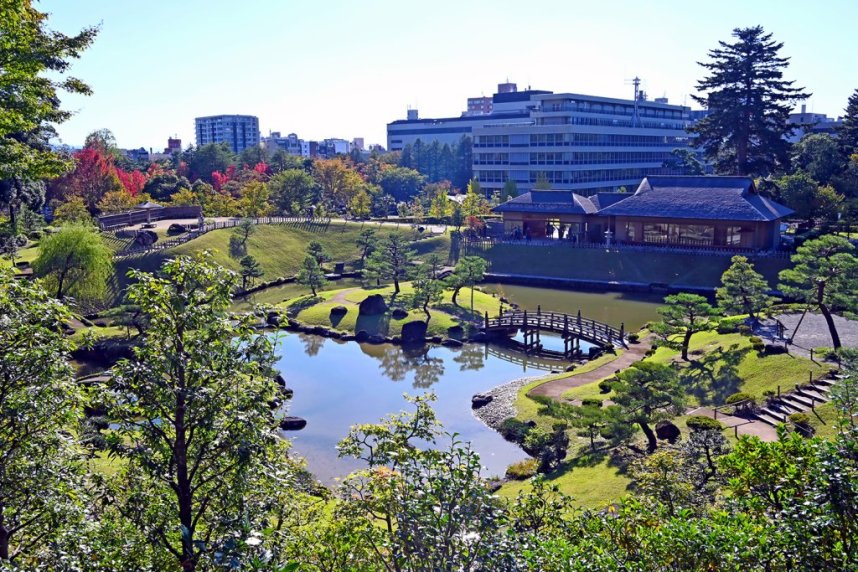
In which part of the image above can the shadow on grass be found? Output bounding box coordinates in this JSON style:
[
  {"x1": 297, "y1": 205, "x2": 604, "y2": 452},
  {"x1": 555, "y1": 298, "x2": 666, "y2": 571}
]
[
  {"x1": 679, "y1": 343, "x2": 748, "y2": 405},
  {"x1": 286, "y1": 295, "x2": 323, "y2": 318}
]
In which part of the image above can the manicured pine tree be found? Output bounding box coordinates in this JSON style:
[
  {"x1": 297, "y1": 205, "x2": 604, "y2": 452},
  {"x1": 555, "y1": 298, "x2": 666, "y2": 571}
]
[
  {"x1": 652, "y1": 293, "x2": 719, "y2": 360},
  {"x1": 716, "y1": 255, "x2": 774, "y2": 322}
]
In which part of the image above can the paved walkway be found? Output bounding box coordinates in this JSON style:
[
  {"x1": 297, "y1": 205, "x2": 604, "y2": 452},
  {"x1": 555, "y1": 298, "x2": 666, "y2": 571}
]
[
  {"x1": 529, "y1": 336, "x2": 653, "y2": 399},
  {"x1": 685, "y1": 406, "x2": 778, "y2": 442},
  {"x1": 757, "y1": 312, "x2": 858, "y2": 359}
]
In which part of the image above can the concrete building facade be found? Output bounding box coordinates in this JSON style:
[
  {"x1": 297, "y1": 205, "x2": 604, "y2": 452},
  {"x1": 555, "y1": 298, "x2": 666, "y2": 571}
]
[
  {"x1": 195, "y1": 114, "x2": 260, "y2": 154},
  {"x1": 387, "y1": 83, "x2": 692, "y2": 195},
  {"x1": 473, "y1": 92, "x2": 691, "y2": 195}
]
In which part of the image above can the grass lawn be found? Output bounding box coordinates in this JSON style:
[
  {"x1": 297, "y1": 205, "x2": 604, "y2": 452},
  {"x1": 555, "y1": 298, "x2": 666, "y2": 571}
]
[
  {"x1": 110, "y1": 222, "x2": 452, "y2": 305},
  {"x1": 513, "y1": 353, "x2": 623, "y2": 429},
  {"x1": 281, "y1": 283, "x2": 501, "y2": 338},
  {"x1": 497, "y1": 454, "x2": 632, "y2": 509},
  {"x1": 473, "y1": 243, "x2": 790, "y2": 288}
]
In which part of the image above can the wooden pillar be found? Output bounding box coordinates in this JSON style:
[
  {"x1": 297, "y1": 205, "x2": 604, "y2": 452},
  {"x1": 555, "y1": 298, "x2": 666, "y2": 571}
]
[
  {"x1": 484, "y1": 311, "x2": 489, "y2": 330},
  {"x1": 620, "y1": 322, "x2": 625, "y2": 339}
]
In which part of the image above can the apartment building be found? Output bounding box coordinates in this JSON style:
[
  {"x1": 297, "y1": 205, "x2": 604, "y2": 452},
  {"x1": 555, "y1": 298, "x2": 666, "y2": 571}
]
[{"x1": 195, "y1": 114, "x2": 260, "y2": 154}]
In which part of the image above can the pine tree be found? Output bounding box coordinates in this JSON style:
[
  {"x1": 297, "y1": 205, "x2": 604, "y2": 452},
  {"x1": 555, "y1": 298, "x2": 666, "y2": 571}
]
[
  {"x1": 690, "y1": 26, "x2": 810, "y2": 177},
  {"x1": 716, "y1": 255, "x2": 774, "y2": 322},
  {"x1": 838, "y1": 88, "x2": 858, "y2": 158}
]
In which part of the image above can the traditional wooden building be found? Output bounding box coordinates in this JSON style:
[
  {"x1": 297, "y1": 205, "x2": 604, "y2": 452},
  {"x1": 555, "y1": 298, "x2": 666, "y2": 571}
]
[{"x1": 493, "y1": 176, "x2": 793, "y2": 250}]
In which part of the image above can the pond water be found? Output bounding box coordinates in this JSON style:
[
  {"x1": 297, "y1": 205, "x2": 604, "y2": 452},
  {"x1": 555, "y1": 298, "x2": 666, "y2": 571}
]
[
  {"x1": 272, "y1": 332, "x2": 561, "y2": 484},
  {"x1": 483, "y1": 284, "x2": 665, "y2": 332}
]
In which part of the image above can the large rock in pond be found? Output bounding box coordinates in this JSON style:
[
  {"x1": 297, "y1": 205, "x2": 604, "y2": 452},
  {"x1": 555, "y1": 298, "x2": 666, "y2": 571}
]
[
  {"x1": 279, "y1": 416, "x2": 307, "y2": 431},
  {"x1": 401, "y1": 320, "x2": 428, "y2": 344},
  {"x1": 441, "y1": 338, "x2": 463, "y2": 348},
  {"x1": 358, "y1": 294, "x2": 388, "y2": 316},
  {"x1": 472, "y1": 394, "x2": 493, "y2": 409},
  {"x1": 266, "y1": 311, "x2": 281, "y2": 326},
  {"x1": 655, "y1": 420, "x2": 680, "y2": 442}
]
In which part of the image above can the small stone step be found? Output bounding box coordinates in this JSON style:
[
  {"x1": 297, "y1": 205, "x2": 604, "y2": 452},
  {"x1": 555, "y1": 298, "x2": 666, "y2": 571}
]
[
  {"x1": 754, "y1": 412, "x2": 783, "y2": 427},
  {"x1": 814, "y1": 378, "x2": 837, "y2": 386},
  {"x1": 796, "y1": 387, "x2": 827, "y2": 402},
  {"x1": 760, "y1": 407, "x2": 789, "y2": 423},
  {"x1": 809, "y1": 382, "x2": 831, "y2": 393},
  {"x1": 783, "y1": 393, "x2": 815, "y2": 409},
  {"x1": 771, "y1": 399, "x2": 803, "y2": 414}
]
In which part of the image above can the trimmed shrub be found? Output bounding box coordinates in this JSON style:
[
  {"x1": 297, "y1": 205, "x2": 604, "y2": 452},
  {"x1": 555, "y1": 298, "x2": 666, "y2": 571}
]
[
  {"x1": 498, "y1": 418, "x2": 532, "y2": 444},
  {"x1": 598, "y1": 379, "x2": 615, "y2": 394},
  {"x1": 764, "y1": 343, "x2": 788, "y2": 355},
  {"x1": 751, "y1": 339, "x2": 766, "y2": 353},
  {"x1": 813, "y1": 346, "x2": 836, "y2": 360},
  {"x1": 581, "y1": 398, "x2": 603, "y2": 408},
  {"x1": 789, "y1": 413, "x2": 815, "y2": 437},
  {"x1": 505, "y1": 458, "x2": 539, "y2": 480},
  {"x1": 726, "y1": 392, "x2": 755, "y2": 405},
  {"x1": 686, "y1": 416, "x2": 724, "y2": 432},
  {"x1": 748, "y1": 336, "x2": 763, "y2": 344},
  {"x1": 627, "y1": 332, "x2": 640, "y2": 343},
  {"x1": 737, "y1": 324, "x2": 753, "y2": 336}
]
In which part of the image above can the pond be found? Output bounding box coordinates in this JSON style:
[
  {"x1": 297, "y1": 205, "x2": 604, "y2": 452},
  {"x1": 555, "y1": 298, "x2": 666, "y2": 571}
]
[
  {"x1": 272, "y1": 332, "x2": 562, "y2": 484},
  {"x1": 483, "y1": 283, "x2": 664, "y2": 332}
]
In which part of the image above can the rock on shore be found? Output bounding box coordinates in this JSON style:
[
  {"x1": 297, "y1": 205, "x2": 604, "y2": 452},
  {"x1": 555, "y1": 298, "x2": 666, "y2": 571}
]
[{"x1": 472, "y1": 375, "x2": 541, "y2": 430}]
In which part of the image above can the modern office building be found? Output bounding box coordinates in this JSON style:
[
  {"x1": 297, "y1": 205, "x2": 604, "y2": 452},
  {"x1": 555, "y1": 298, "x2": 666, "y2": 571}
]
[
  {"x1": 466, "y1": 96, "x2": 493, "y2": 116},
  {"x1": 472, "y1": 91, "x2": 692, "y2": 195},
  {"x1": 386, "y1": 83, "x2": 548, "y2": 151},
  {"x1": 195, "y1": 114, "x2": 260, "y2": 154},
  {"x1": 787, "y1": 104, "x2": 843, "y2": 143},
  {"x1": 387, "y1": 82, "x2": 692, "y2": 195}
]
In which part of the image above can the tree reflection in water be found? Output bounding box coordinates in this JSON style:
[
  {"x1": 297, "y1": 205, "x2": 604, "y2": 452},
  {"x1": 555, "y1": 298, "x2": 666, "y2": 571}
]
[
  {"x1": 375, "y1": 344, "x2": 446, "y2": 388},
  {"x1": 298, "y1": 333, "x2": 326, "y2": 357},
  {"x1": 452, "y1": 343, "x2": 486, "y2": 372}
]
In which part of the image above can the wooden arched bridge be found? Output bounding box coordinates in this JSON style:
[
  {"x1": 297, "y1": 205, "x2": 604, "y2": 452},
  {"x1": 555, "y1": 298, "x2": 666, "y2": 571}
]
[{"x1": 482, "y1": 307, "x2": 627, "y2": 358}]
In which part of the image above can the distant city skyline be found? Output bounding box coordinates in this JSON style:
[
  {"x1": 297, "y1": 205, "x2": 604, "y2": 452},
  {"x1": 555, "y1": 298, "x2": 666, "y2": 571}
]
[{"x1": 42, "y1": 0, "x2": 858, "y2": 150}]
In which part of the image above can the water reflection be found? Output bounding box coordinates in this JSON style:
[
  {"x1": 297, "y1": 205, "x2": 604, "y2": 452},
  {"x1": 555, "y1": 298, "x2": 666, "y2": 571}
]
[
  {"x1": 362, "y1": 344, "x2": 446, "y2": 388},
  {"x1": 298, "y1": 332, "x2": 326, "y2": 356}
]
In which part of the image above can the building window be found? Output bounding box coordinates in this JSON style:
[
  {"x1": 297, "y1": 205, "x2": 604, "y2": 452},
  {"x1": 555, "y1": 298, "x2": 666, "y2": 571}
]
[
  {"x1": 726, "y1": 226, "x2": 743, "y2": 245},
  {"x1": 625, "y1": 222, "x2": 637, "y2": 241}
]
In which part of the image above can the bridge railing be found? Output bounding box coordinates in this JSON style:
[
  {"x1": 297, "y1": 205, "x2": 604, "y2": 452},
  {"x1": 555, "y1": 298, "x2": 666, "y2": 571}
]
[{"x1": 483, "y1": 309, "x2": 626, "y2": 348}]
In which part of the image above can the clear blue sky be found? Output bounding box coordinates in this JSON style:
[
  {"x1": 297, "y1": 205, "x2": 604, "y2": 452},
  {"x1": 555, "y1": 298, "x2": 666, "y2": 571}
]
[{"x1": 42, "y1": 0, "x2": 858, "y2": 151}]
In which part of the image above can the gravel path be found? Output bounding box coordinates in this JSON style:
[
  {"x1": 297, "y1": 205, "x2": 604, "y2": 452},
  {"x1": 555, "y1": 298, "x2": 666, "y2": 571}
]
[{"x1": 472, "y1": 376, "x2": 541, "y2": 429}]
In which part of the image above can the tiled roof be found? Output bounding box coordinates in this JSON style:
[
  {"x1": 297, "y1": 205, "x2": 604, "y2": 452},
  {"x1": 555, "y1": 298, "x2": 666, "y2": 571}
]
[
  {"x1": 494, "y1": 177, "x2": 793, "y2": 222},
  {"x1": 493, "y1": 190, "x2": 597, "y2": 215},
  {"x1": 596, "y1": 176, "x2": 793, "y2": 222}
]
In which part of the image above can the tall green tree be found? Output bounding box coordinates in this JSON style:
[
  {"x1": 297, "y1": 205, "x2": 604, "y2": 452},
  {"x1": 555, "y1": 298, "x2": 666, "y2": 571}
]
[
  {"x1": 106, "y1": 254, "x2": 288, "y2": 571},
  {"x1": 296, "y1": 255, "x2": 327, "y2": 296},
  {"x1": 662, "y1": 148, "x2": 705, "y2": 175},
  {"x1": 238, "y1": 254, "x2": 262, "y2": 290},
  {"x1": 365, "y1": 233, "x2": 415, "y2": 294},
  {"x1": 269, "y1": 168, "x2": 317, "y2": 214},
  {"x1": 838, "y1": 88, "x2": 858, "y2": 158},
  {"x1": 32, "y1": 223, "x2": 112, "y2": 301},
  {"x1": 447, "y1": 255, "x2": 488, "y2": 314},
  {"x1": 716, "y1": 255, "x2": 774, "y2": 321},
  {"x1": 184, "y1": 143, "x2": 235, "y2": 182},
  {"x1": 500, "y1": 179, "x2": 519, "y2": 202},
  {"x1": 355, "y1": 227, "x2": 377, "y2": 266},
  {"x1": 690, "y1": 26, "x2": 809, "y2": 176},
  {"x1": 0, "y1": 272, "x2": 86, "y2": 564},
  {"x1": 411, "y1": 266, "x2": 444, "y2": 324},
  {"x1": 0, "y1": 1, "x2": 97, "y2": 231},
  {"x1": 792, "y1": 133, "x2": 843, "y2": 185},
  {"x1": 652, "y1": 293, "x2": 719, "y2": 360},
  {"x1": 610, "y1": 362, "x2": 686, "y2": 453},
  {"x1": 779, "y1": 234, "x2": 858, "y2": 349},
  {"x1": 777, "y1": 172, "x2": 843, "y2": 224},
  {"x1": 306, "y1": 240, "x2": 330, "y2": 266}
]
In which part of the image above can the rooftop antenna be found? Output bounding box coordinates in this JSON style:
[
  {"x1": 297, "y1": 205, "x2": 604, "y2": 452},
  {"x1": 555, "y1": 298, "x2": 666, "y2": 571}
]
[{"x1": 624, "y1": 76, "x2": 643, "y2": 127}]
